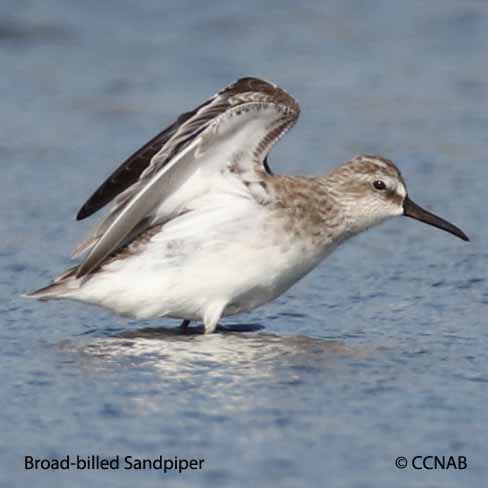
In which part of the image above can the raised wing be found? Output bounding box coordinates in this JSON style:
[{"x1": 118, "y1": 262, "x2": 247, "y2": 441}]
[
  {"x1": 76, "y1": 101, "x2": 213, "y2": 221},
  {"x1": 75, "y1": 77, "x2": 300, "y2": 277}
]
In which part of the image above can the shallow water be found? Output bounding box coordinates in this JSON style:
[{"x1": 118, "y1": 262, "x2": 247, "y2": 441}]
[{"x1": 1, "y1": 1, "x2": 487, "y2": 487}]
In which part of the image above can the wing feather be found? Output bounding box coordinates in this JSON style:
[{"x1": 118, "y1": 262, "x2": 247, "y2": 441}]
[
  {"x1": 76, "y1": 104, "x2": 212, "y2": 220},
  {"x1": 75, "y1": 77, "x2": 300, "y2": 277}
]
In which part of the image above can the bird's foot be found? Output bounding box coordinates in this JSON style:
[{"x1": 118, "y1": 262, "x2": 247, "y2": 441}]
[{"x1": 179, "y1": 319, "x2": 191, "y2": 330}]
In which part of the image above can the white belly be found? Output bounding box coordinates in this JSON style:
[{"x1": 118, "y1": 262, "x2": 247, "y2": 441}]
[{"x1": 72, "y1": 198, "x2": 327, "y2": 321}]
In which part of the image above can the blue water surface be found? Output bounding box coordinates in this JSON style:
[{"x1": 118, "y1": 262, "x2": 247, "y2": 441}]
[{"x1": 1, "y1": 1, "x2": 487, "y2": 487}]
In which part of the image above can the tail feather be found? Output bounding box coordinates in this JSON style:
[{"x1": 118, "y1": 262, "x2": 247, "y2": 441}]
[{"x1": 23, "y1": 266, "x2": 79, "y2": 301}]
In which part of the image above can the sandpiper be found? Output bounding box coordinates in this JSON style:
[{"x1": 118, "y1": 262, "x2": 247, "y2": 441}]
[{"x1": 25, "y1": 77, "x2": 469, "y2": 333}]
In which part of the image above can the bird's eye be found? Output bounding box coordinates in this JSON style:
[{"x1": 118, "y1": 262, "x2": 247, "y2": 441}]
[{"x1": 373, "y1": 180, "x2": 387, "y2": 191}]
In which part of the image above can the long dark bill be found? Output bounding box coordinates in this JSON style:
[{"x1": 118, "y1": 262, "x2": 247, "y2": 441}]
[{"x1": 403, "y1": 196, "x2": 469, "y2": 241}]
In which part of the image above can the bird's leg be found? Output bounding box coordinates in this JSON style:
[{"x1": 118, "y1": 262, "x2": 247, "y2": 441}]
[
  {"x1": 179, "y1": 319, "x2": 191, "y2": 329},
  {"x1": 203, "y1": 301, "x2": 226, "y2": 334}
]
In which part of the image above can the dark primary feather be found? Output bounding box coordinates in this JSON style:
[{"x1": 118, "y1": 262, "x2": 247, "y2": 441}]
[{"x1": 76, "y1": 108, "x2": 203, "y2": 221}]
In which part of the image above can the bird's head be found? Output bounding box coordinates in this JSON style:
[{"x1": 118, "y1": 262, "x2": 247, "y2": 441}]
[{"x1": 326, "y1": 155, "x2": 469, "y2": 241}]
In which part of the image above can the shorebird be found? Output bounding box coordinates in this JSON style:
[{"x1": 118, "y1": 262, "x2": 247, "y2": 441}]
[{"x1": 25, "y1": 77, "x2": 469, "y2": 333}]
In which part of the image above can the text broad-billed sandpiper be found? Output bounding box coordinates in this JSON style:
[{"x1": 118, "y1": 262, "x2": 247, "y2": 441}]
[{"x1": 25, "y1": 77, "x2": 469, "y2": 333}]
